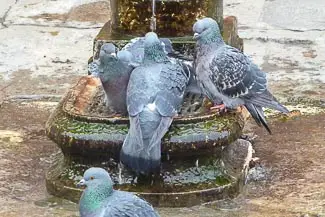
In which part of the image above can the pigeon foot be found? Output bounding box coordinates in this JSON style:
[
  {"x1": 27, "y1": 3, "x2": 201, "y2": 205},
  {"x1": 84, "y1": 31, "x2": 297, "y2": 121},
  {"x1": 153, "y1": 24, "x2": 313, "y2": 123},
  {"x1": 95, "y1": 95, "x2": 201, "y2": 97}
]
[{"x1": 210, "y1": 103, "x2": 227, "y2": 113}]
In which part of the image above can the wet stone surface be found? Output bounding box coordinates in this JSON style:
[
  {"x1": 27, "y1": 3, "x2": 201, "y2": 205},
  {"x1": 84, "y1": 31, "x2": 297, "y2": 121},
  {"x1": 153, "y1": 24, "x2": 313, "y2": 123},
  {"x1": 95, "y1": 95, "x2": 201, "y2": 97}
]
[
  {"x1": 46, "y1": 76, "x2": 247, "y2": 161},
  {"x1": 46, "y1": 150, "x2": 242, "y2": 207},
  {"x1": 44, "y1": 72, "x2": 248, "y2": 206},
  {"x1": 0, "y1": 99, "x2": 324, "y2": 216},
  {"x1": 1, "y1": 0, "x2": 325, "y2": 215}
]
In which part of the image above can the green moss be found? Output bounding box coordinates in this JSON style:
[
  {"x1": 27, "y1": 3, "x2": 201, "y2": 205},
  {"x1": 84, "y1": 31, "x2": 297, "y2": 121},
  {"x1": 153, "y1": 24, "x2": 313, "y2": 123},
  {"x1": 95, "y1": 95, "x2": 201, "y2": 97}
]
[
  {"x1": 54, "y1": 115, "x2": 129, "y2": 135},
  {"x1": 112, "y1": 0, "x2": 223, "y2": 37},
  {"x1": 215, "y1": 176, "x2": 231, "y2": 186},
  {"x1": 47, "y1": 152, "x2": 234, "y2": 200}
]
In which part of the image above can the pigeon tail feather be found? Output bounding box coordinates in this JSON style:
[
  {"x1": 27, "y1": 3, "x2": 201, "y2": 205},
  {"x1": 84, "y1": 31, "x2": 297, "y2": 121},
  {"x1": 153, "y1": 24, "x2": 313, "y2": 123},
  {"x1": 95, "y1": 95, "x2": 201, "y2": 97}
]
[
  {"x1": 245, "y1": 103, "x2": 272, "y2": 134},
  {"x1": 246, "y1": 90, "x2": 289, "y2": 114},
  {"x1": 120, "y1": 109, "x2": 172, "y2": 174}
]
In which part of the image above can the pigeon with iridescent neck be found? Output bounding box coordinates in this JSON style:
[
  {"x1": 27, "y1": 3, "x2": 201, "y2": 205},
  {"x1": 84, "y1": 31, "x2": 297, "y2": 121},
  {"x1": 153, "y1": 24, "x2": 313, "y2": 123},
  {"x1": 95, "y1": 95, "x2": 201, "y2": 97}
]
[
  {"x1": 193, "y1": 17, "x2": 289, "y2": 134},
  {"x1": 120, "y1": 32, "x2": 190, "y2": 175},
  {"x1": 77, "y1": 167, "x2": 160, "y2": 217}
]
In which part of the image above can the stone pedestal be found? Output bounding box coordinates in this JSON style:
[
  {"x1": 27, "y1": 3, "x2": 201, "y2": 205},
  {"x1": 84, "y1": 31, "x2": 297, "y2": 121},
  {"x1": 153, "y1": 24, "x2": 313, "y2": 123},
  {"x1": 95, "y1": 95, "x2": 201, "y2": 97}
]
[
  {"x1": 110, "y1": 0, "x2": 223, "y2": 37},
  {"x1": 45, "y1": 1, "x2": 249, "y2": 206}
]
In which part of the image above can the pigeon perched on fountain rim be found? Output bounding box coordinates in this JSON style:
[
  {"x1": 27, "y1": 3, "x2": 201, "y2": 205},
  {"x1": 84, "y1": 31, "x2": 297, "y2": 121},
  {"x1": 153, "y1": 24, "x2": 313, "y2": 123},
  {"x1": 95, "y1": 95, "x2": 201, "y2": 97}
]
[
  {"x1": 121, "y1": 35, "x2": 200, "y2": 95},
  {"x1": 77, "y1": 167, "x2": 160, "y2": 217},
  {"x1": 120, "y1": 31, "x2": 190, "y2": 174},
  {"x1": 88, "y1": 43, "x2": 134, "y2": 116},
  {"x1": 193, "y1": 17, "x2": 289, "y2": 134}
]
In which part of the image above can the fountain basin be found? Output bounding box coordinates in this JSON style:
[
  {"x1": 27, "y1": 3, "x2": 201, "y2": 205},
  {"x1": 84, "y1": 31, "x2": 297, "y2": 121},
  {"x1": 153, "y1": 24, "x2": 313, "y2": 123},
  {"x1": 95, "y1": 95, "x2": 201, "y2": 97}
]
[
  {"x1": 46, "y1": 145, "x2": 249, "y2": 207},
  {"x1": 46, "y1": 76, "x2": 248, "y2": 161},
  {"x1": 45, "y1": 14, "x2": 249, "y2": 207},
  {"x1": 45, "y1": 75, "x2": 249, "y2": 206}
]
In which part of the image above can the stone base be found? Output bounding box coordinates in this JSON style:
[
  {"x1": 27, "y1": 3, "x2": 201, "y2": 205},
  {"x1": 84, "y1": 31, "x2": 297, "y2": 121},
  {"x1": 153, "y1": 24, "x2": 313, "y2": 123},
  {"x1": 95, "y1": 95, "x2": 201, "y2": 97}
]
[
  {"x1": 45, "y1": 76, "x2": 248, "y2": 161},
  {"x1": 45, "y1": 140, "x2": 251, "y2": 207},
  {"x1": 44, "y1": 15, "x2": 249, "y2": 207}
]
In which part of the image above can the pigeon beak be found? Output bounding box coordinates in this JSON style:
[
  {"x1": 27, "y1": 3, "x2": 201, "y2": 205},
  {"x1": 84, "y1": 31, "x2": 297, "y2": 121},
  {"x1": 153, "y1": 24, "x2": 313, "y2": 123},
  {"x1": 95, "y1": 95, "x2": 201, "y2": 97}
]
[
  {"x1": 193, "y1": 33, "x2": 200, "y2": 40},
  {"x1": 76, "y1": 179, "x2": 86, "y2": 188},
  {"x1": 110, "y1": 52, "x2": 117, "y2": 57}
]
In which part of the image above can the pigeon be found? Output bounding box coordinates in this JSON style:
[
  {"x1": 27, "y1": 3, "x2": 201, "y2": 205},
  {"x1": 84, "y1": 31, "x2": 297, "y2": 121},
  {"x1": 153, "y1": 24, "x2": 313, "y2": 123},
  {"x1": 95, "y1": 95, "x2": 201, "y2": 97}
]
[
  {"x1": 193, "y1": 17, "x2": 289, "y2": 134},
  {"x1": 77, "y1": 167, "x2": 160, "y2": 217},
  {"x1": 120, "y1": 32, "x2": 190, "y2": 174},
  {"x1": 89, "y1": 43, "x2": 134, "y2": 115},
  {"x1": 121, "y1": 37, "x2": 174, "y2": 64},
  {"x1": 122, "y1": 37, "x2": 201, "y2": 95}
]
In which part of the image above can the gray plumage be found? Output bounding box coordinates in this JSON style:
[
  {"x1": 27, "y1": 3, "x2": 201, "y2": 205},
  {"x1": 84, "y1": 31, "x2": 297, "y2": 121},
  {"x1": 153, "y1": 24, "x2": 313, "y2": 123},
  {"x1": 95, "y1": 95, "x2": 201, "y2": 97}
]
[
  {"x1": 193, "y1": 17, "x2": 289, "y2": 134},
  {"x1": 122, "y1": 37, "x2": 200, "y2": 95},
  {"x1": 122, "y1": 37, "x2": 174, "y2": 64},
  {"x1": 120, "y1": 32, "x2": 190, "y2": 174},
  {"x1": 77, "y1": 167, "x2": 160, "y2": 217},
  {"x1": 90, "y1": 43, "x2": 133, "y2": 115}
]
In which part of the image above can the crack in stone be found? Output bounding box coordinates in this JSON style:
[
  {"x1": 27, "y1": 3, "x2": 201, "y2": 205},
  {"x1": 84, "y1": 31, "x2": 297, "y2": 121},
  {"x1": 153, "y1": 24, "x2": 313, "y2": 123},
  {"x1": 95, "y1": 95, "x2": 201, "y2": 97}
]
[
  {"x1": 0, "y1": 6, "x2": 12, "y2": 28},
  {"x1": 11, "y1": 23, "x2": 102, "y2": 30},
  {"x1": 0, "y1": 0, "x2": 20, "y2": 28},
  {"x1": 5, "y1": 94, "x2": 62, "y2": 102}
]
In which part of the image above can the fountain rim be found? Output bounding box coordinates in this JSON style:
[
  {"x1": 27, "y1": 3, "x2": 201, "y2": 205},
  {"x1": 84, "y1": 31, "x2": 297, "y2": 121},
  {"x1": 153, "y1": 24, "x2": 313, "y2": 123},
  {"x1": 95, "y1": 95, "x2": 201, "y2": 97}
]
[
  {"x1": 65, "y1": 181, "x2": 236, "y2": 196},
  {"x1": 62, "y1": 75, "x2": 226, "y2": 125}
]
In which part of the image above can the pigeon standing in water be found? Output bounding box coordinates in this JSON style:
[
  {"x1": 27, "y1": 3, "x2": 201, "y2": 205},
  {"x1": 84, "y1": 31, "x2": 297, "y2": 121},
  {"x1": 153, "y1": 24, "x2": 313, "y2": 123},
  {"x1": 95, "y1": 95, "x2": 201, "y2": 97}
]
[
  {"x1": 193, "y1": 17, "x2": 289, "y2": 134},
  {"x1": 89, "y1": 43, "x2": 134, "y2": 115},
  {"x1": 120, "y1": 32, "x2": 190, "y2": 174},
  {"x1": 77, "y1": 167, "x2": 160, "y2": 217}
]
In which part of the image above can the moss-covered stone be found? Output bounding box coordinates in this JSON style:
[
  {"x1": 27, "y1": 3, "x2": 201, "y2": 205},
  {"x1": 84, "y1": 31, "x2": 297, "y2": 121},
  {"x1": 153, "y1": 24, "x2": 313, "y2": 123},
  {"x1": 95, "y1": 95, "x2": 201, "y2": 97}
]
[
  {"x1": 110, "y1": 0, "x2": 223, "y2": 37},
  {"x1": 45, "y1": 12, "x2": 248, "y2": 207},
  {"x1": 46, "y1": 151, "x2": 244, "y2": 207},
  {"x1": 45, "y1": 76, "x2": 247, "y2": 162}
]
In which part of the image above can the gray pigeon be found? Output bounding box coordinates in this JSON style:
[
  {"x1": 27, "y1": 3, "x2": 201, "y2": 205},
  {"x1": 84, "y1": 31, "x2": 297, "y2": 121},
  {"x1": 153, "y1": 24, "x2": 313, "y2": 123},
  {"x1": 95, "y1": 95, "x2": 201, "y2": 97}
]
[
  {"x1": 77, "y1": 167, "x2": 160, "y2": 217},
  {"x1": 120, "y1": 32, "x2": 190, "y2": 174},
  {"x1": 89, "y1": 43, "x2": 134, "y2": 115},
  {"x1": 122, "y1": 37, "x2": 174, "y2": 64},
  {"x1": 122, "y1": 37, "x2": 200, "y2": 95},
  {"x1": 193, "y1": 17, "x2": 289, "y2": 134}
]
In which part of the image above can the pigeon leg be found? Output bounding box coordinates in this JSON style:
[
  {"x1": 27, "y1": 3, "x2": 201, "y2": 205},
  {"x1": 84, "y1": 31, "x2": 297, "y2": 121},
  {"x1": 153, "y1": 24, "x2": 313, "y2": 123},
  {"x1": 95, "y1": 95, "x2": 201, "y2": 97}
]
[
  {"x1": 112, "y1": 113, "x2": 123, "y2": 117},
  {"x1": 210, "y1": 103, "x2": 227, "y2": 113}
]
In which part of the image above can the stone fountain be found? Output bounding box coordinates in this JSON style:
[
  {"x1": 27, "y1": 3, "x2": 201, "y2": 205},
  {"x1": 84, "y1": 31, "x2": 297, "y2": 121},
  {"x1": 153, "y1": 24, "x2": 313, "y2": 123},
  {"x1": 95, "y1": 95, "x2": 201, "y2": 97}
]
[{"x1": 45, "y1": 0, "x2": 250, "y2": 207}]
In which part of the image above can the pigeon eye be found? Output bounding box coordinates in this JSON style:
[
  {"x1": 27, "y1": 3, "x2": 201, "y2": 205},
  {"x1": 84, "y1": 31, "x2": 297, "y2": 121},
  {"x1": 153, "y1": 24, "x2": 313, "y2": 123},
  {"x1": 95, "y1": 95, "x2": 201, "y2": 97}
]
[{"x1": 90, "y1": 176, "x2": 94, "y2": 180}]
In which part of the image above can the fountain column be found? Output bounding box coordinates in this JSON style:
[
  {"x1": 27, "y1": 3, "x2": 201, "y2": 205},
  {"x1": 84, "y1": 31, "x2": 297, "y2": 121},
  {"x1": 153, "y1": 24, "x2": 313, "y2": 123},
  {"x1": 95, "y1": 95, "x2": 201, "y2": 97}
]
[{"x1": 91, "y1": 0, "x2": 242, "y2": 60}]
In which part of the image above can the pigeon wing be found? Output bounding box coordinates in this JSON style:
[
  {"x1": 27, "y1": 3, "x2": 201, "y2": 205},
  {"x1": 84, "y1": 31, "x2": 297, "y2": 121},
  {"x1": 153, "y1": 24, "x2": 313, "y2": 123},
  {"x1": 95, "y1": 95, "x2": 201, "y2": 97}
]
[
  {"x1": 209, "y1": 46, "x2": 267, "y2": 99},
  {"x1": 155, "y1": 63, "x2": 190, "y2": 116},
  {"x1": 126, "y1": 66, "x2": 153, "y2": 116},
  {"x1": 104, "y1": 194, "x2": 159, "y2": 217}
]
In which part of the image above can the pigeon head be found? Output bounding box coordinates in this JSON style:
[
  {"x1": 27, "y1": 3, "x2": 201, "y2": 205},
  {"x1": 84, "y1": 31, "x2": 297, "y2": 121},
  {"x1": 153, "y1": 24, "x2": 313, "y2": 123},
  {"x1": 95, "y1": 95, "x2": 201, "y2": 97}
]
[
  {"x1": 117, "y1": 50, "x2": 133, "y2": 63},
  {"x1": 193, "y1": 17, "x2": 223, "y2": 44},
  {"x1": 77, "y1": 167, "x2": 113, "y2": 191},
  {"x1": 159, "y1": 38, "x2": 174, "y2": 54},
  {"x1": 144, "y1": 32, "x2": 160, "y2": 45},
  {"x1": 99, "y1": 43, "x2": 117, "y2": 62},
  {"x1": 78, "y1": 168, "x2": 115, "y2": 215},
  {"x1": 144, "y1": 32, "x2": 169, "y2": 63}
]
